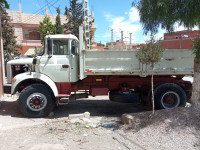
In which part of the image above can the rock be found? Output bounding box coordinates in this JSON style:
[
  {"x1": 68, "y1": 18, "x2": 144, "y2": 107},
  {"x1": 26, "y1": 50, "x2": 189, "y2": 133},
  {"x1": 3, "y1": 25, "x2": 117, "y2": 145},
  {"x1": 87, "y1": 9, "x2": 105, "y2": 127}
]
[
  {"x1": 70, "y1": 117, "x2": 91, "y2": 124},
  {"x1": 84, "y1": 112, "x2": 90, "y2": 119},
  {"x1": 68, "y1": 112, "x2": 90, "y2": 119},
  {"x1": 121, "y1": 114, "x2": 134, "y2": 125},
  {"x1": 68, "y1": 113, "x2": 84, "y2": 119},
  {"x1": 28, "y1": 143, "x2": 65, "y2": 150},
  {"x1": 185, "y1": 102, "x2": 191, "y2": 107},
  {"x1": 48, "y1": 112, "x2": 54, "y2": 118}
]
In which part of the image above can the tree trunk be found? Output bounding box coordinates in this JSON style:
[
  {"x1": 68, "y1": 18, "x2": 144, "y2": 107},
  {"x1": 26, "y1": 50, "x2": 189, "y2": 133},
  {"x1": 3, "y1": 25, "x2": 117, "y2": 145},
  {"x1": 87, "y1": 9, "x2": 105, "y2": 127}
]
[
  {"x1": 191, "y1": 57, "x2": 200, "y2": 110},
  {"x1": 151, "y1": 64, "x2": 155, "y2": 114}
]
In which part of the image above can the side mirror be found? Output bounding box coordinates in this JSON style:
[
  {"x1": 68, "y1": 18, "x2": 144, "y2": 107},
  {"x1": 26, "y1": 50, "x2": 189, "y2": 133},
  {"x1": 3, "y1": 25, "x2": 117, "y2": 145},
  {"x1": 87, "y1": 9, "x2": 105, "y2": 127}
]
[
  {"x1": 47, "y1": 38, "x2": 53, "y2": 56},
  {"x1": 71, "y1": 40, "x2": 78, "y2": 55},
  {"x1": 33, "y1": 58, "x2": 37, "y2": 65}
]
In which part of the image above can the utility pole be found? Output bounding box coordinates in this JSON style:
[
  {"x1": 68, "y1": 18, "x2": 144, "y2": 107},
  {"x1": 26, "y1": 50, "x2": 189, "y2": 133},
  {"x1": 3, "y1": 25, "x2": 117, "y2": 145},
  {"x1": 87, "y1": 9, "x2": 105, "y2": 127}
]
[
  {"x1": 19, "y1": 0, "x2": 22, "y2": 12},
  {"x1": 121, "y1": 30, "x2": 123, "y2": 49},
  {"x1": 45, "y1": 0, "x2": 48, "y2": 16},
  {"x1": 111, "y1": 29, "x2": 113, "y2": 49},
  {"x1": 129, "y1": 33, "x2": 132, "y2": 49},
  {"x1": 83, "y1": 0, "x2": 90, "y2": 49},
  {"x1": 0, "y1": 5, "x2": 4, "y2": 98}
]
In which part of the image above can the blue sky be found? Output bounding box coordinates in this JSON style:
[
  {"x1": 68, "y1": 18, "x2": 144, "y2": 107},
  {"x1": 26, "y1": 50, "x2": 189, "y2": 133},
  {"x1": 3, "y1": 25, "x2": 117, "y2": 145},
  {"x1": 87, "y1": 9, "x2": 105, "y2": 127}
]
[{"x1": 6, "y1": 0, "x2": 198, "y2": 44}]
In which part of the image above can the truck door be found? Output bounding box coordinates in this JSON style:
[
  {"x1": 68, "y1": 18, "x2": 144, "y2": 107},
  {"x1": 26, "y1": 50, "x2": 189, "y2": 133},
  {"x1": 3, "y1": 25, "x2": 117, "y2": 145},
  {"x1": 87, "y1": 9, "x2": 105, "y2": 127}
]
[
  {"x1": 39, "y1": 39, "x2": 72, "y2": 82},
  {"x1": 70, "y1": 39, "x2": 79, "y2": 82}
]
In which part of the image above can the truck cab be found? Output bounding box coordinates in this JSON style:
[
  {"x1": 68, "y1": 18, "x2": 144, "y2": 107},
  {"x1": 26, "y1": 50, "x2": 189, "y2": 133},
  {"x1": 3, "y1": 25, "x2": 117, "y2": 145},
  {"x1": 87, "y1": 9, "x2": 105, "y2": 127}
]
[{"x1": 36, "y1": 34, "x2": 79, "y2": 83}]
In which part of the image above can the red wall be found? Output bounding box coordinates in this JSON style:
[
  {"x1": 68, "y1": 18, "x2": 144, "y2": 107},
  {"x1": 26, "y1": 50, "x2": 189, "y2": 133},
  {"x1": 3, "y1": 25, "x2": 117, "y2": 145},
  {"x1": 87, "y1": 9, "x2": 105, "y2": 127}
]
[
  {"x1": 162, "y1": 30, "x2": 199, "y2": 49},
  {"x1": 161, "y1": 39, "x2": 193, "y2": 49}
]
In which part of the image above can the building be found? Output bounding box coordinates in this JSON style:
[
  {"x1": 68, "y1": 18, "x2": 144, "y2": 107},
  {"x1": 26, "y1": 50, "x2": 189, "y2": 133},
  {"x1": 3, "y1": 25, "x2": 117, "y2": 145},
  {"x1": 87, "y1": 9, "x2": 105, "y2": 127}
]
[
  {"x1": 106, "y1": 40, "x2": 128, "y2": 49},
  {"x1": 7, "y1": 4, "x2": 97, "y2": 54},
  {"x1": 7, "y1": 5, "x2": 67, "y2": 55},
  {"x1": 132, "y1": 30, "x2": 200, "y2": 50},
  {"x1": 161, "y1": 30, "x2": 200, "y2": 49}
]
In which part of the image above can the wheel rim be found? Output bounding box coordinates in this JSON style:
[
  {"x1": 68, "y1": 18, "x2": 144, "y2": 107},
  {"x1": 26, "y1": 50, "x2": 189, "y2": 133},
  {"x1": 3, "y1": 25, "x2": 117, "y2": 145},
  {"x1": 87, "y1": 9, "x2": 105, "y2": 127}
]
[
  {"x1": 161, "y1": 91, "x2": 180, "y2": 109},
  {"x1": 27, "y1": 93, "x2": 47, "y2": 111}
]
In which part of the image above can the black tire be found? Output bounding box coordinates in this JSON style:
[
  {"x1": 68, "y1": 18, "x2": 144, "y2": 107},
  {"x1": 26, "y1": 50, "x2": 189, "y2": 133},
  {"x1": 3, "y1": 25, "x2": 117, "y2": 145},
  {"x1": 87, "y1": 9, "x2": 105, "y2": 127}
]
[
  {"x1": 109, "y1": 90, "x2": 140, "y2": 103},
  {"x1": 147, "y1": 82, "x2": 166, "y2": 105},
  {"x1": 154, "y1": 83, "x2": 186, "y2": 109},
  {"x1": 18, "y1": 84, "x2": 55, "y2": 118},
  {"x1": 183, "y1": 81, "x2": 192, "y2": 101}
]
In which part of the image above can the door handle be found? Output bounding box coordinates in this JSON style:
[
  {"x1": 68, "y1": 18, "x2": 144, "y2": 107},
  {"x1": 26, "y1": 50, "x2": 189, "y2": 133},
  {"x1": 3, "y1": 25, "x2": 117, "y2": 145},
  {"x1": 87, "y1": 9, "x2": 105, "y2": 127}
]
[{"x1": 62, "y1": 65, "x2": 69, "y2": 68}]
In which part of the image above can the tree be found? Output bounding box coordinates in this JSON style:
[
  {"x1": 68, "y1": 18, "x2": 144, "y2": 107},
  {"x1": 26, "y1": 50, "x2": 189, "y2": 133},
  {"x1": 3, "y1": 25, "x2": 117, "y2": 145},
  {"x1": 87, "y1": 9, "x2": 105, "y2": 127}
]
[
  {"x1": 0, "y1": 0, "x2": 9, "y2": 9},
  {"x1": 133, "y1": 0, "x2": 200, "y2": 34},
  {"x1": 133, "y1": 0, "x2": 200, "y2": 110},
  {"x1": 1, "y1": 9, "x2": 21, "y2": 60},
  {"x1": 55, "y1": 7, "x2": 64, "y2": 34},
  {"x1": 39, "y1": 17, "x2": 56, "y2": 44},
  {"x1": 136, "y1": 37, "x2": 163, "y2": 114},
  {"x1": 64, "y1": 0, "x2": 83, "y2": 38}
]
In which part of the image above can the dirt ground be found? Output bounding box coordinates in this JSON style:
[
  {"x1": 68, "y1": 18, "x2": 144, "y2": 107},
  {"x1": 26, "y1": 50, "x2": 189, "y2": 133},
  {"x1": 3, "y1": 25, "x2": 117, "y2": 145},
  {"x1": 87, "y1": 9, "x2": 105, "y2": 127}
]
[{"x1": 0, "y1": 94, "x2": 200, "y2": 150}]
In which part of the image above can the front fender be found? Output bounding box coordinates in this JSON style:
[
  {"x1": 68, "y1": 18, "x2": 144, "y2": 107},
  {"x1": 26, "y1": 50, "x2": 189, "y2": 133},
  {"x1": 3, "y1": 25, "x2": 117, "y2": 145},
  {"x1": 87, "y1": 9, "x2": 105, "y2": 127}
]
[{"x1": 11, "y1": 72, "x2": 58, "y2": 97}]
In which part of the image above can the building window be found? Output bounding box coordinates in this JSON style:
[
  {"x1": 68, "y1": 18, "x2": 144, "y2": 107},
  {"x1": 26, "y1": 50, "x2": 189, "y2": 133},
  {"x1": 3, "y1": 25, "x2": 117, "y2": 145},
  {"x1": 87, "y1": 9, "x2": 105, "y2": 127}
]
[
  {"x1": 25, "y1": 34, "x2": 29, "y2": 40},
  {"x1": 29, "y1": 31, "x2": 41, "y2": 40}
]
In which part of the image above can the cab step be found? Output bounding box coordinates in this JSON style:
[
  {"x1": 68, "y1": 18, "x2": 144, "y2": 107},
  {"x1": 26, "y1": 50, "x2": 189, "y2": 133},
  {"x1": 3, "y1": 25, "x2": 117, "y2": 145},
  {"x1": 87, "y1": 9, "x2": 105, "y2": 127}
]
[{"x1": 57, "y1": 98, "x2": 69, "y2": 105}]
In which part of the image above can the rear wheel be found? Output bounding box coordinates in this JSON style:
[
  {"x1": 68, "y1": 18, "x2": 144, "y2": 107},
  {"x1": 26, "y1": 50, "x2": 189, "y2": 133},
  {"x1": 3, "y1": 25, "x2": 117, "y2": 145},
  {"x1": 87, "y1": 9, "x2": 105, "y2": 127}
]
[
  {"x1": 18, "y1": 84, "x2": 55, "y2": 118},
  {"x1": 154, "y1": 83, "x2": 186, "y2": 109}
]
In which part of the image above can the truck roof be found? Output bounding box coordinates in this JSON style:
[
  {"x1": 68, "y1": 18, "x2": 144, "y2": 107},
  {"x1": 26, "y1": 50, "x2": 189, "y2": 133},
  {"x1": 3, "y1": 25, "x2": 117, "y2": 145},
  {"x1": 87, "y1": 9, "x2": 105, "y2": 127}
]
[{"x1": 46, "y1": 34, "x2": 78, "y2": 41}]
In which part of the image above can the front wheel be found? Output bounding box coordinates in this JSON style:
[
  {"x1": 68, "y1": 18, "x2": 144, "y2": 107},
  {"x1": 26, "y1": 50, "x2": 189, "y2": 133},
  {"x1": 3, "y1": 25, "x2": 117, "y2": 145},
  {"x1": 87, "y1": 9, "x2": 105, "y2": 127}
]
[
  {"x1": 154, "y1": 83, "x2": 186, "y2": 109},
  {"x1": 18, "y1": 84, "x2": 55, "y2": 118}
]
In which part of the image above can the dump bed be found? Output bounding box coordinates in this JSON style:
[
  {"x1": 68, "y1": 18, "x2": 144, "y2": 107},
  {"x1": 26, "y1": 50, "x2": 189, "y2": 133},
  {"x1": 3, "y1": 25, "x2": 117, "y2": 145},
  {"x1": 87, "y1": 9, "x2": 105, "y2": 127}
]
[{"x1": 80, "y1": 49, "x2": 194, "y2": 78}]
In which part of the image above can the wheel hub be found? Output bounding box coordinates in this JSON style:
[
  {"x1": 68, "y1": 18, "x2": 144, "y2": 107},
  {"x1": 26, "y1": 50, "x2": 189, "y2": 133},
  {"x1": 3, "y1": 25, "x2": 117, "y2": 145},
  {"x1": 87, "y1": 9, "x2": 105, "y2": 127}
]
[
  {"x1": 27, "y1": 93, "x2": 47, "y2": 111},
  {"x1": 163, "y1": 95, "x2": 174, "y2": 104},
  {"x1": 161, "y1": 91, "x2": 180, "y2": 109}
]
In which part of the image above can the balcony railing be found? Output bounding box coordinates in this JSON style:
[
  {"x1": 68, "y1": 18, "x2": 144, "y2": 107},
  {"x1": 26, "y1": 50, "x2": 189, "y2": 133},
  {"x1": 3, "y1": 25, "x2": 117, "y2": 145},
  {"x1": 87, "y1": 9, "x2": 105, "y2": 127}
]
[{"x1": 22, "y1": 40, "x2": 42, "y2": 46}]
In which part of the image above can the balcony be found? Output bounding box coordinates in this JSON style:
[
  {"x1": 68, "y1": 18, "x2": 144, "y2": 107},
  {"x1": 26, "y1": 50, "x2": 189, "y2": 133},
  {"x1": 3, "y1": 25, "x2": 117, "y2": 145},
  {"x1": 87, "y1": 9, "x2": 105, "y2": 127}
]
[{"x1": 22, "y1": 40, "x2": 42, "y2": 46}]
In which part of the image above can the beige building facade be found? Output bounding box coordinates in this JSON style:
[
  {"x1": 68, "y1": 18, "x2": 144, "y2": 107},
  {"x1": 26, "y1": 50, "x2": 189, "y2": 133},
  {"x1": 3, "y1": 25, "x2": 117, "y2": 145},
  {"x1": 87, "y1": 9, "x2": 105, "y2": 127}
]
[
  {"x1": 7, "y1": 5, "x2": 97, "y2": 54},
  {"x1": 7, "y1": 8, "x2": 67, "y2": 55}
]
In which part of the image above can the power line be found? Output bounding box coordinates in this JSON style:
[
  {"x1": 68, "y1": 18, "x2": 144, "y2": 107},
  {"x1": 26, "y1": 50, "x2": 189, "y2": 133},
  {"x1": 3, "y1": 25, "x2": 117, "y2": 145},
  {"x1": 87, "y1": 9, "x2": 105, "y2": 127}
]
[
  {"x1": 22, "y1": 0, "x2": 59, "y2": 24},
  {"x1": 37, "y1": 0, "x2": 45, "y2": 15}
]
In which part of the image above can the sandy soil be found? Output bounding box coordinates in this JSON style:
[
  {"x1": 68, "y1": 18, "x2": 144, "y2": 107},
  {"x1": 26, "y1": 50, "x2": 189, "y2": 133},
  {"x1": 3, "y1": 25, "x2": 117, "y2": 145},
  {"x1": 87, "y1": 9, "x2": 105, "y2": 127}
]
[{"x1": 0, "y1": 94, "x2": 200, "y2": 150}]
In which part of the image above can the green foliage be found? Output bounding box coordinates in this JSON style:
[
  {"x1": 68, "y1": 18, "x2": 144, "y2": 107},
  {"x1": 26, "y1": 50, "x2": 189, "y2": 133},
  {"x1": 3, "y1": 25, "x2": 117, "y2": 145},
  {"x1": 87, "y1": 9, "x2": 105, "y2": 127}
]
[
  {"x1": 29, "y1": 47, "x2": 42, "y2": 58},
  {"x1": 64, "y1": 0, "x2": 83, "y2": 38},
  {"x1": 135, "y1": 0, "x2": 200, "y2": 34},
  {"x1": 136, "y1": 37, "x2": 163, "y2": 66},
  {"x1": 39, "y1": 17, "x2": 56, "y2": 44},
  {"x1": 0, "y1": 0, "x2": 9, "y2": 9},
  {"x1": 55, "y1": 7, "x2": 64, "y2": 34},
  {"x1": 1, "y1": 9, "x2": 21, "y2": 60},
  {"x1": 193, "y1": 37, "x2": 200, "y2": 64}
]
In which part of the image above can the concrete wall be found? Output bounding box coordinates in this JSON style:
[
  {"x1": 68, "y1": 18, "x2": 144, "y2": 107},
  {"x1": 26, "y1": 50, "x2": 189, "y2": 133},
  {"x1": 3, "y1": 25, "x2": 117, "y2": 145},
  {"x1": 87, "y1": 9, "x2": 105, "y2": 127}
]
[{"x1": 7, "y1": 10, "x2": 67, "y2": 25}]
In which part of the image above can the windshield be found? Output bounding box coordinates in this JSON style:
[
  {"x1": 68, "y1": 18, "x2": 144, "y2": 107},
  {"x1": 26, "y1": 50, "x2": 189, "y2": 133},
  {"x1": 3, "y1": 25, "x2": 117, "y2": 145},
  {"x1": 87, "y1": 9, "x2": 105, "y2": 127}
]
[{"x1": 53, "y1": 39, "x2": 69, "y2": 55}]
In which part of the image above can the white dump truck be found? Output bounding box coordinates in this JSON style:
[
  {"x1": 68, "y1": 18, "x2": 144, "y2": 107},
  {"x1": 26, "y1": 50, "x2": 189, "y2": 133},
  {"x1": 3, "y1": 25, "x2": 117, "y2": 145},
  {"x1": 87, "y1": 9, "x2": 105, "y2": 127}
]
[{"x1": 9, "y1": 26, "x2": 194, "y2": 117}]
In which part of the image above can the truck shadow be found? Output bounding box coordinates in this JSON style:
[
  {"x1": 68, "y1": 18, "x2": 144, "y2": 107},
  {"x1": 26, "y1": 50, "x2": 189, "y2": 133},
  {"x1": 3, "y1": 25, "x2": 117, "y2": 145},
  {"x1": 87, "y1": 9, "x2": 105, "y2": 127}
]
[
  {"x1": 53, "y1": 99, "x2": 151, "y2": 118},
  {"x1": 0, "y1": 97, "x2": 151, "y2": 118},
  {"x1": 0, "y1": 100, "x2": 25, "y2": 118}
]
